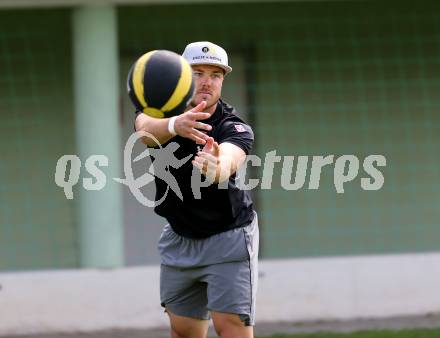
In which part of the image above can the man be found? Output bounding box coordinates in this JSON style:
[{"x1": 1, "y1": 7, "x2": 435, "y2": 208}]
[{"x1": 135, "y1": 41, "x2": 258, "y2": 338}]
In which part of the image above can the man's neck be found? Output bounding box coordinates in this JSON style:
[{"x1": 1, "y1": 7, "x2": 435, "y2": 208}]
[{"x1": 205, "y1": 101, "x2": 219, "y2": 115}]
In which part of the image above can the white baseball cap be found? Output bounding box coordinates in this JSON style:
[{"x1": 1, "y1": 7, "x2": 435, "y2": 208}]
[{"x1": 182, "y1": 41, "x2": 232, "y2": 74}]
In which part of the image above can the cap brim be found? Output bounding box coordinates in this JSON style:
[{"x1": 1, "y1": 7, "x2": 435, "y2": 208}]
[{"x1": 189, "y1": 62, "x2": 232, "y2": 74}]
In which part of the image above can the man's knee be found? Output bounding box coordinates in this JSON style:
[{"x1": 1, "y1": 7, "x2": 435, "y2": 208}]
[
  {"x1": 166, "y1": 308, "x2": 209, "y2": 338},
  {"x1": 211, "y1": 312, "x2": 253, "y2": 338}
]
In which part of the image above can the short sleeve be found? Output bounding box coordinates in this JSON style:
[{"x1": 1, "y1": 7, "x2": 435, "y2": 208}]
[{"x1": 217, "y1": 121, "x2": 254, "y2": 155}]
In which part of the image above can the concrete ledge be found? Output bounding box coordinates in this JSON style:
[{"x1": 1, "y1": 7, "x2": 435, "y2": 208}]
[
  {"x1": 1, "y1": 253, "x2": 440, "y2": 336},
  {"x1": 0, "y1": 266, "x2": 165, "y2": 335},
  {"x1": 257, "y1": 253, "x2": 440, "y2": 321}
]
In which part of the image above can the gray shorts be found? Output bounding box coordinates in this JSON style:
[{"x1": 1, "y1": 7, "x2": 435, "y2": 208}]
[{"x1": 158, "y1": 212, "x2": 259, "y2": 326}]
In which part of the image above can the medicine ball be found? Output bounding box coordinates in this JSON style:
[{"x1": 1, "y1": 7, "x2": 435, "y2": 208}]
[{"x1": 127, "y1": 50, "x2": 194, "y2": 118}]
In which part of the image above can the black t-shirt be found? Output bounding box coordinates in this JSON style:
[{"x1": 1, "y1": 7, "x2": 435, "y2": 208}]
[{"x1": 146, "y1": 99, "x2": 255, "y2": 238}]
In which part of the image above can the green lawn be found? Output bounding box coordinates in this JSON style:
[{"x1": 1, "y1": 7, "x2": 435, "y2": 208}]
[{"x1": 258, "y1": 329, "x2": 440, "y2": 338}]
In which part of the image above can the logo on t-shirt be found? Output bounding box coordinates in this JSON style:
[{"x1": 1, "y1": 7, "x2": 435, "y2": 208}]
[{"x1": 234, "y1": 124, "x2": 246, "y2": 132}]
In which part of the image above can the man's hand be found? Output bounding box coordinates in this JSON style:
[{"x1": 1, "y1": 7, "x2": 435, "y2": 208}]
[
  {"x1": 193, "y1": 137, "x2": 220, "y2": 182},
  {"x1": 193, "y1": 137, "x2": 232, "y2": 183},
  {"x1": 174, "y1": 101, "x2": 212, "y2": 144},
  {"x1": 193, "y1": 137, "x2": 247, "y2": 184}
]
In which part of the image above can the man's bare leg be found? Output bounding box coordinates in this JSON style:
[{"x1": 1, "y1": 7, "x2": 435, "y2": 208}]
[
  {"x1": 166, "y1": 308, "x2": 209, "y2": 338},
  {"x1": 211, "y1": 312, "x2": 253, "y2": 338}
]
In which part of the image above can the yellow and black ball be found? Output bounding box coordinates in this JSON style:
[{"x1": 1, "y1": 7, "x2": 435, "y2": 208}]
[{"x1": 127, "y1": 50, "x2": 194, "y2": 118}]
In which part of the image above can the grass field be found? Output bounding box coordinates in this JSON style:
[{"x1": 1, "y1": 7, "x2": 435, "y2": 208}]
[{"x1": 259, "y1": 329, "x2": 440, "y2": 338}]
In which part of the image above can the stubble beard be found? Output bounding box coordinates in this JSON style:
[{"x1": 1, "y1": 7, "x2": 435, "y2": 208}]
[{"x1": 190, "y1": 96, "x2": 219, "y2": 113}]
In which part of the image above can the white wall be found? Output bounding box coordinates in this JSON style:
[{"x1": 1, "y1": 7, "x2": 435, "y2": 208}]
[{"x1": 1, "y1": 253, "x2": 440, "y2": 335}]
